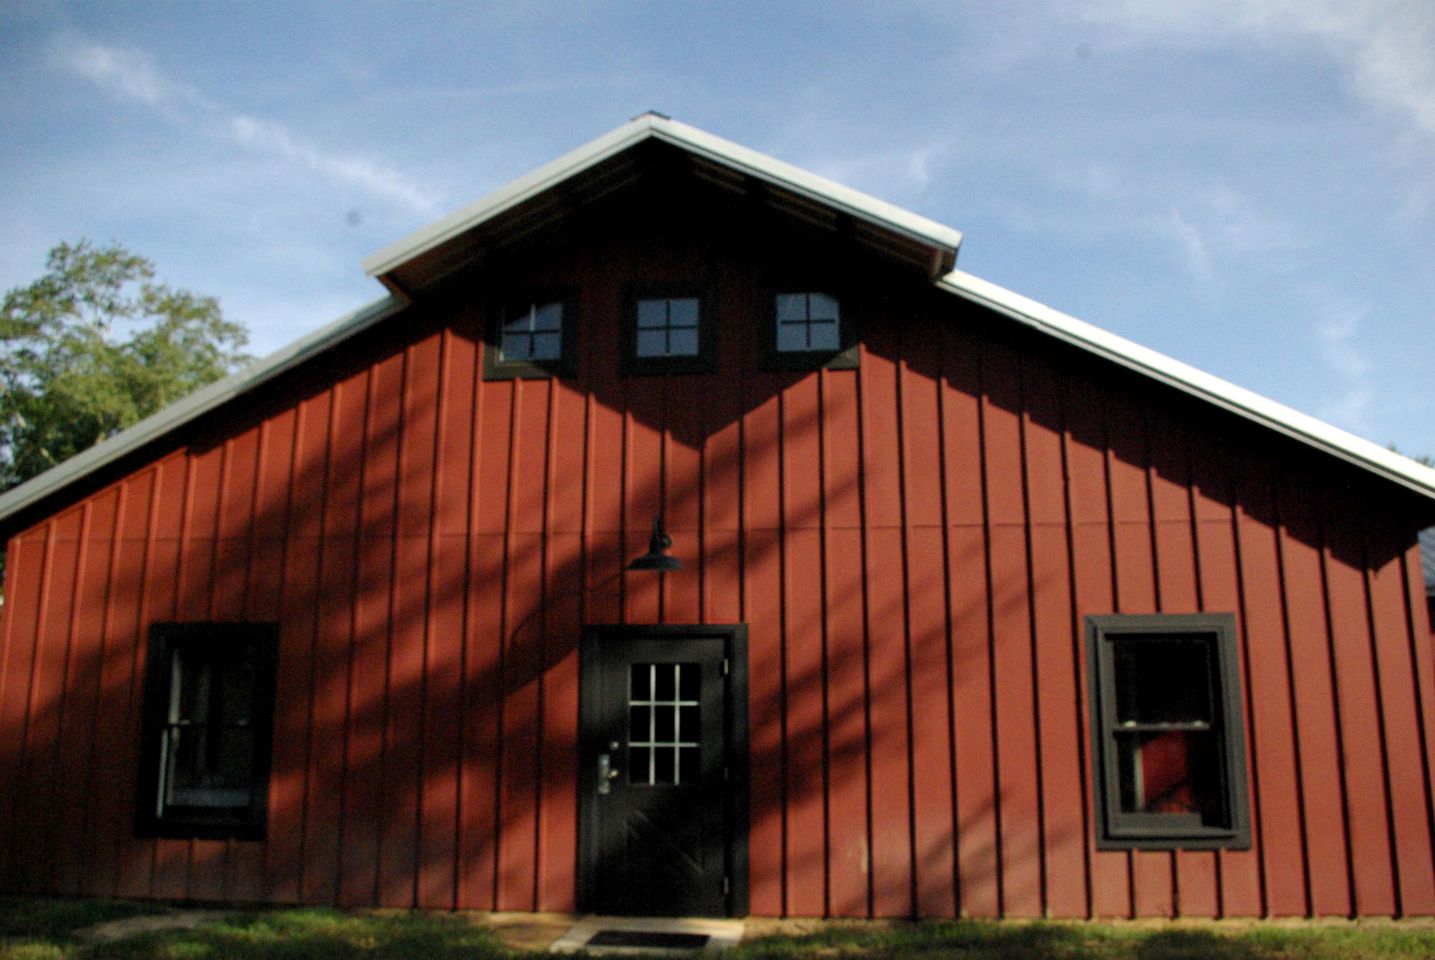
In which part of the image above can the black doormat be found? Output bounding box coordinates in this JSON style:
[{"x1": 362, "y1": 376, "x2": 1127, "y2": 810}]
[{"x1": 586, "y1": 930, "x2": 711, "y2": 949}]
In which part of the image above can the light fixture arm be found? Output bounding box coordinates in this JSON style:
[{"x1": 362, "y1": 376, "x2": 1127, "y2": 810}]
[{"x1": 627, "y1": 513, "x2": 682, "y2": 571}]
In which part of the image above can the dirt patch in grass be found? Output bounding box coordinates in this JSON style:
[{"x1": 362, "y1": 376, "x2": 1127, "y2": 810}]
[
  {"x1": 0, "y1": 899, "x2": 164, "y2": 944},
  {"x1": 0, "y1": 904, "x2": 512, "y2": 960}
]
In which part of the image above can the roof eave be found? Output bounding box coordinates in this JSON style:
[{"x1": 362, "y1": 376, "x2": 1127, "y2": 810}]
[
  {"x1": 362, "y1": 113, "x2": 961, "y2": 286},
  {"x1": 939, "y1": 270, "x2": 1435, "y2": 503},
  {"x1": 0, "y1": 294, "x2": 407, "y2": 535}
]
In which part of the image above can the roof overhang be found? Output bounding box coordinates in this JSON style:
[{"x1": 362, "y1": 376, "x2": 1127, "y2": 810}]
[
  {"x1": 0, "y1": 295, "x2": 406, "y2": 535},
  {"x1": 939, "y1": 270, "x2": 1435, "y2": 502},
  {"x1": 362, "y1": 112, "x2": 963, "y2": 295},
  {"x1": 3, "y1": 115, "x2": 1433, "y2": 540},
  {"x1": 1419, "y1": 528, "x2": 1435, "y2": 594}
]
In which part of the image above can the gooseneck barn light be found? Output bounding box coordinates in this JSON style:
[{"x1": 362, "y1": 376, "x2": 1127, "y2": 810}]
[{"x1": 627, "y1": 514, "x2": 682, "y2": 572}]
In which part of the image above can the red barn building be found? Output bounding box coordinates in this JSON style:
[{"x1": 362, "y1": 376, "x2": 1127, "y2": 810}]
[{"x1": 2, "y1": 114, "x2": 1435, "y2": 920}]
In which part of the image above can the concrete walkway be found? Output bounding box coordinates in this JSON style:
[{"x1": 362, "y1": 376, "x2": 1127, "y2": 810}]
[
  {"x1": 74, "y1": 909, "x2": 231, "y2": 944},
  {"x1": 549, "y1": 915, "x2": 745, "y2": 954}
]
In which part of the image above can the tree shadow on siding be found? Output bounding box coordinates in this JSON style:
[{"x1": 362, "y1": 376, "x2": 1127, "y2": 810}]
[{"x1": 2, "y1": 189, "x2": 1428, "y2": 925}]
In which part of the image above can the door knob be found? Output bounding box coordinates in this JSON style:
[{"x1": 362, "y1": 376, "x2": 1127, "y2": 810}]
[{"x1": 597, "y1": 752, "x2": 619, "y2": 794}]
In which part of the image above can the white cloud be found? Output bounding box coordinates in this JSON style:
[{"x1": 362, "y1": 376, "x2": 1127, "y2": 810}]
[
  {"x1": 1199, "y1": 183, "x2": 1306, "y2": 254},
  {"x1": 804, "y1": 142, "x2": 948, "y2": 197},
  {"x1": 53, "y1": 37, "x2": 440, "y2": 215},
  {"x1": 1079, "y1": 176, "x2": 1299, "y2": 279},
  {"x1": 227, "y1": 114, "x2": 437, "y2": 213},
  {"x1": 1083, "y1": 0, "x2": 1435, "y2": 142},
  {"x1": 1316, "y1": 307, "x2": 1371, "y2": 378},
  {"x1": 60, "y1": 40, "x2": 209, "y2": 110},
  {"x1": 1168, "y1": 207, "x2": 1211, "y2": 278},
  {"x1": 1313, "y1": 300, "x2": 1374, "y2": 429}
]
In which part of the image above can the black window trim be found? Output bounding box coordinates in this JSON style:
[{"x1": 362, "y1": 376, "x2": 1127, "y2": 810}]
[
  {"x1": 483, "y1": 289, "x2": 580, "y2": 381},
  {"x1": 759, "y1": 288, "x2": 858, "y2": 371},
  {"x1": 135, "y1": 621, "x2": 279, "y2": 841},
  {"x1": 1086, "y1": 612, "x2": 1251, "y2": 850},
  {"x1": 621, "y1": 284, "x2": 717, "y2": 376}
]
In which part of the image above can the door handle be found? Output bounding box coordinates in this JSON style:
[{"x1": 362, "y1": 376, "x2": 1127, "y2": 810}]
[{"x1": 597, "y1": 752, "x2": 620, "y2": 794}]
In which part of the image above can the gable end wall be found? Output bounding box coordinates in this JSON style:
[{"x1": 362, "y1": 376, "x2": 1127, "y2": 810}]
[{"x1": 1, "y1": 207, "x2": 1433, "y2": 918}]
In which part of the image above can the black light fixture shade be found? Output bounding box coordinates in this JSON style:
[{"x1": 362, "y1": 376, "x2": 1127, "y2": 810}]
[{"x1": 628, "y1": 514, "x2": 682, "y2": 571}]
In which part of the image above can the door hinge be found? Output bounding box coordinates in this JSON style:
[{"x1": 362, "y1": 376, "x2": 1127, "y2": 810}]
[
  {"x1": 722, "y1": 657, "x2": 730, "y2": 676},
  {"x1": 723, "y1": 876, "x2": 730, "y2": 896}
]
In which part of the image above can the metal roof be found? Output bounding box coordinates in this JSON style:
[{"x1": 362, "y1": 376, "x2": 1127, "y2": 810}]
[
  {"x1": 362, "y1": 112, "x2": 964, "y2": 292},
  {"x1": 2, "y1": 115, "x2": 1434, "y2": 534},
  {"x1": 0, "y1": 295, "x2": 405, "y2": 529},
  {"x1": 940, "y1": 270, "x2": 1435, "y2": 501}
]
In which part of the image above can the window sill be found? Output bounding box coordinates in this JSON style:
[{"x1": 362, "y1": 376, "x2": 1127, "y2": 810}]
[
  {"x1": 482, "y1": 360, "x2": 575, "y2": 381},
  {"x1": 1095, "y1": 828, "x2": 1250, "y2": 851},
  {"x1": 137, "y1": 815, "x2": 268, "y2": 842}
]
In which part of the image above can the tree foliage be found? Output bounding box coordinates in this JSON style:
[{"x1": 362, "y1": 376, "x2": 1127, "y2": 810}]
[{"x1": 0, "y1": 240, "x2": 250, "y2": 492}]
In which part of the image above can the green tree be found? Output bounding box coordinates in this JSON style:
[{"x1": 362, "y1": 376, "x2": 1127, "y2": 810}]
[
  {"x1": 1, "y1": 241, "x2": 249, "y2": 598},
  {"x1": 1, "y1": 240, "x2": 250, "y2": 491}
]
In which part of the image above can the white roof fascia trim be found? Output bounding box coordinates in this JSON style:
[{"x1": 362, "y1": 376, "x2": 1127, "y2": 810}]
[
  {"x1": 644, "y1": 116, "x2": 963, "y2": 254},
  {"x1": 361, "y1": 116, "x2": 658, "y2": 277},
  {"x1": 362, "y1": 114, "x2": 962, "y2": 280},
  {"x1": 0, "y1": 294, "x2": 406, "y2": 527},
  {"x1": 939, "y1": 270, "x2": 1435, "y2": 500}
]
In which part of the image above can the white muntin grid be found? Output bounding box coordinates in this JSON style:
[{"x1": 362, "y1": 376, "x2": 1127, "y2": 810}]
[{"x1": 628, "y1": 662, "x2": 700, "y2": 785}]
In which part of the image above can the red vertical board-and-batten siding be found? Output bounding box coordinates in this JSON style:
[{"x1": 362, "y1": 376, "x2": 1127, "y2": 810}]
[{"x1": 2, "y1": 208, "x2": 1435, "y2": 919}]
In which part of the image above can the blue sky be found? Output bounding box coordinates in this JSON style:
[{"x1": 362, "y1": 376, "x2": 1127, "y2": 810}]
[{"x1": 3, "y1": 2, "x2": 1432, "y2": 456}]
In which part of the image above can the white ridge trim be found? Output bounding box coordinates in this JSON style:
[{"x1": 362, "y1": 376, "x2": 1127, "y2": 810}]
[{"x1": 361, "y1": 113, "x2": 962, "y2": 280}]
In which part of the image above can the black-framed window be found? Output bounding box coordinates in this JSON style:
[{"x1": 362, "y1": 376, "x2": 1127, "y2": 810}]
[
  {"x1": 1086, "y1": 613, "x2": 1250, "y2": 849},
  {"x1": 637, "y1": 297, "x2": 700, "y2": 357},
  {"x1": 136, "y1": 622, "x2": 278, "y2": 840},
  {"x1": 762, "y1": 291, "x2": 857, "y2": 370},
  {"x1": 622, "y1": 287, "x2": 716, "y2": 375},
  {"x1": 484, "y1": 294, "x2": 579, "y2": 380},
  {"x1": 777, "y1": 292, "x2": 839, "y2": 351}
]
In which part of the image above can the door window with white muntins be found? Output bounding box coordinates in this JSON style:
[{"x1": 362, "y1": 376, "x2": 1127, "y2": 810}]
[{"x1": 628, "y1": 663, "x2": 701, "y2": 785}]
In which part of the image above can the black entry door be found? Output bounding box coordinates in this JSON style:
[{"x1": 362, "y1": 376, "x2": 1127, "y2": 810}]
[{"x1": 578, "y1": 625, "x2": 748, "y2": 917}]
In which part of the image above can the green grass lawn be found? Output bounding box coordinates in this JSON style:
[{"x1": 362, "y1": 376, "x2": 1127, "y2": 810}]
[
  {"x1": 4, "y1": 897, "x2": 1435, "y2": 959},
  {"x1": 733, "y1": 919, "x2": 1435, "y2": 959},
  {"x1": 0, "y1": 901, "x2": 508, "y2": 960}
]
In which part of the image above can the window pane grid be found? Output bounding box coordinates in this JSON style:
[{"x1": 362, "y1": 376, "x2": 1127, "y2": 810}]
[
  {"x1": 775, "y1": 292, "x2": 840, "y2": 352},
  {"x1": 500, "y1": 302, "x2": 563, "y2": 362},
  {"x1": 162, "y1": 645, "x2": 257, "y2": 811},
  {"x1": 628, "y1": 663, "x2": 700, "y2": 786},
  {"x1": 634, "y1": 298, "x2": 701, "y2": 357}
]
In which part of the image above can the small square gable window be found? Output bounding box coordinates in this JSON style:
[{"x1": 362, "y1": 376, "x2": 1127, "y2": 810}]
[
  {"x1": 623, "y1": 287, "x2": 716, "y2": 375},
  {"x1": 764, "y1": 291, "x2": 856, "y2": 370},
  {"x1": 485, "y1": 294, "x2": 578, "y2": 379},
  {"x1": 777, "y1": 292, "x2": 840, "y2": 352},
  {"x1": 637, "y1": 297, "x2": 701, "y2": 358},
  {"x1": 503, "y1": 301, "x2": 563, "y2": 361}
]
